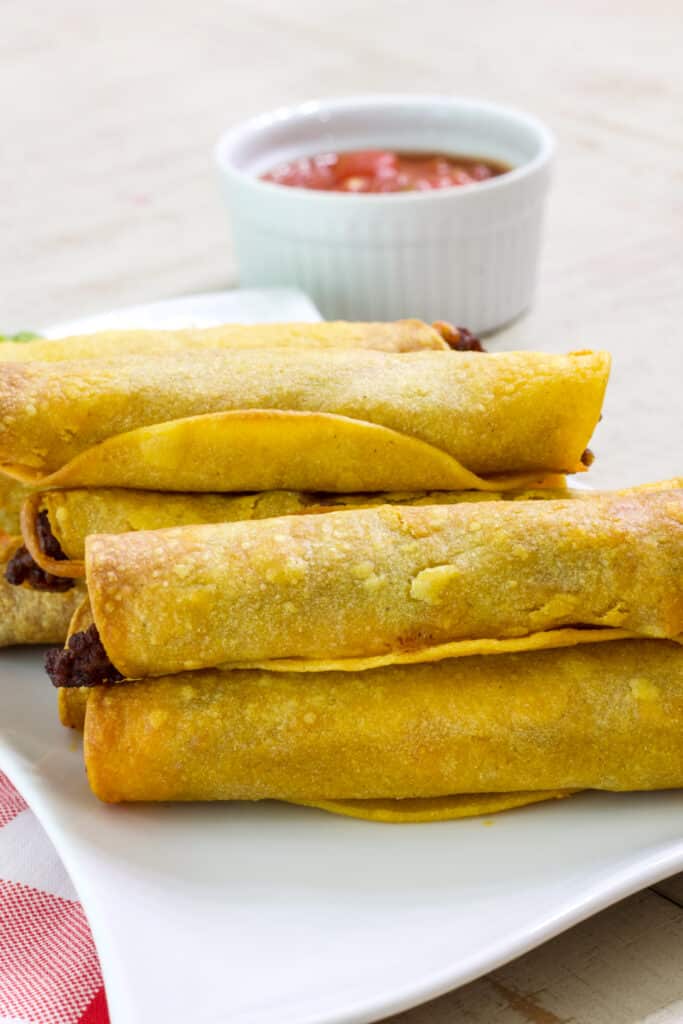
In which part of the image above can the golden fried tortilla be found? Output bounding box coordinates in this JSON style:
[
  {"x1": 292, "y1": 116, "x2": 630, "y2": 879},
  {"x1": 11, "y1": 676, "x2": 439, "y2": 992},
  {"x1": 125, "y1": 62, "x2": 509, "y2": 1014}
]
[
  {"x1": 0, "y1": 349, "x2": 609, "y2": 491},
  {"x1": 23, "y1": 484, "x2": 572, "y2": 579},
  {"x1": 24, "y1": 479, "x2": 681, "y2": 582},
  {"x1": 82, "y1": 489, "x2": 683, "y2": 679},
  {"x1": 0, "y1": 319, "x2": 453, "y2": 362},
  {"x1": 82, "y1": 640, "x2": 683, "y2": 807}
]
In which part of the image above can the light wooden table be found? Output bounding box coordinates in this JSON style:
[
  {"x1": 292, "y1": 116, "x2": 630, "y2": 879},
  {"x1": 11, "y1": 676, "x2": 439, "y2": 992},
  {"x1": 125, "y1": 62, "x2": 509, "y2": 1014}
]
[{"x1": 3, "y1": 1, "x2": 682, "y2": 1020}]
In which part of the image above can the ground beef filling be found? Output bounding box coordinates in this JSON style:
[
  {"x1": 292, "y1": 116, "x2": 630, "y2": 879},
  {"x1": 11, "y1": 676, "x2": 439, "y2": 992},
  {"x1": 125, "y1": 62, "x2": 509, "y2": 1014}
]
[
  {"x1": 4, "y1": 546, "x2": 75, "y2": 592},
  {"x1": 433, "y1": 322, "x2": 486, "y2": 352},
  {"x1": 45, "y1": 624, "x2": 124, "y2": 688},
  {"x1": 4, "y1": 510, "x2": 75, "y2": 592}
]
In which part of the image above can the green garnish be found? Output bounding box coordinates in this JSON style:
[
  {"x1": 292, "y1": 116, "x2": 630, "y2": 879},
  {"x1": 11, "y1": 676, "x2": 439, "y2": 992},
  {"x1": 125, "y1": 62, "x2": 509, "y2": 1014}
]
[{"x1": 0, "y1": 331, "x2": 42, "y2": 342}]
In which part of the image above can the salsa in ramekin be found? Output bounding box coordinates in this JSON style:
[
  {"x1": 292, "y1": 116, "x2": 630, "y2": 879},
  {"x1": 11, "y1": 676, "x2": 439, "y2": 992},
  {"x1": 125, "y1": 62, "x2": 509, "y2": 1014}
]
[{"x1": 261, "y1": 149, "x2": 510, "y2": 193}]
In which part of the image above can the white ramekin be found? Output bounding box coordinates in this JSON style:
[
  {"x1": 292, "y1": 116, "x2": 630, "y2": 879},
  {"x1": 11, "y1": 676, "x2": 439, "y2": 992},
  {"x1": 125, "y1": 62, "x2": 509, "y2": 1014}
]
[{"x1": 215, "y1": 96, "x2": 554, "y2": 333}]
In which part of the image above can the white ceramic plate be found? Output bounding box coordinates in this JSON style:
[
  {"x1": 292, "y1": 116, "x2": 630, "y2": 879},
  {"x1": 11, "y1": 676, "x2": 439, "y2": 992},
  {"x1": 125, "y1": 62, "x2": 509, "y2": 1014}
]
[{"x1": 2, "y1": 290, "x2": 682, "y2": 1024}]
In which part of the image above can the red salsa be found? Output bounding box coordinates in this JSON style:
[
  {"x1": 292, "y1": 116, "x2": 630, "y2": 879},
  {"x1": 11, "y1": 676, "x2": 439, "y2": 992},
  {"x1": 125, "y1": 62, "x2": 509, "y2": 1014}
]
[{"x1": 261, "y1": 149, "x2": 510, "y2": 193}]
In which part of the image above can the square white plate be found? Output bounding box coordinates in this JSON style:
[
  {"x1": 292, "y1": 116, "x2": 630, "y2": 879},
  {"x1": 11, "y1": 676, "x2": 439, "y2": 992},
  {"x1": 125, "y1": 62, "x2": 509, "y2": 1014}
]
[{"x1": 2, "y1": 289, "x2": 682, "y2": 1024}]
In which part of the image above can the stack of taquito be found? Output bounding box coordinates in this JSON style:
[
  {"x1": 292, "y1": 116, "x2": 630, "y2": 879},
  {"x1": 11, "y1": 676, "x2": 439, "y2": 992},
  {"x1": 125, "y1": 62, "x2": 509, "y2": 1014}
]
[
  {"x1": 4, "y1": 319, "x2": 682, "y2": 822},
  {"x1": 0, "y1": 316, "x2": 603, "y2": 631}
]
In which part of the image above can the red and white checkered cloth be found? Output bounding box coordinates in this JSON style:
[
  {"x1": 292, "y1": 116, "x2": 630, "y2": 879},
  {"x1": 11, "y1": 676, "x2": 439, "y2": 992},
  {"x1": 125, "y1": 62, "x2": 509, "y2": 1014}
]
[{"x1": 0, "y1": 771, "x2": 109, "y2": 1024}]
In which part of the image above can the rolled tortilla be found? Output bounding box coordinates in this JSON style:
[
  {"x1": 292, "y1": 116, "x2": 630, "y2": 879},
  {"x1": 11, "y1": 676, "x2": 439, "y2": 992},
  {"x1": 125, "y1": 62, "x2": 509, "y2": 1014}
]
[
  {"x1": 0, "y1": 349, "x2": 609, "y2": 490},
  {"x1": 80, "y1": 488, "x2": 683, "y2": 679},
  {"x1": 0, "y1": 535, "x2": 84, "y2": 646},
  {"x1": 21, "y1": 479, "x2": 682, "y2": 582},
  {"x1": 22, "y1": 485, "x2": 570, "y2": 580},
  {"x1": 83, "y1": 640, "x2": 683, "y2": 805},
  {"x1": 0, "y1": 319, "x2": 454, "y2": 362}
]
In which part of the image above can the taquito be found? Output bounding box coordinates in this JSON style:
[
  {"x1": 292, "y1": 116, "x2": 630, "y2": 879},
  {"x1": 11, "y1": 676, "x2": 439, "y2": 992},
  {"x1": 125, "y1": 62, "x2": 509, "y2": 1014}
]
[
  {"x1": 18, "y1": 479, "x2": 682, "y2": 584},
  {"x1": 83, "y1": 640, "x2": 683, "y2": 810},
  {"x1": 0, "y1": 349, "x2": 609, "y2": 491},
  {"x1": 0, "y1": 319, "x2": 458, "y2": 362},
  {"x1": 19, "y1": 485, "x2": 569, "y2": 582},
  {"x1": 69, "y1": 489, "x2": 683, "y2": 681},
  {"x1": 0, "y1": 535, "x2": 83, "y2": 646}
]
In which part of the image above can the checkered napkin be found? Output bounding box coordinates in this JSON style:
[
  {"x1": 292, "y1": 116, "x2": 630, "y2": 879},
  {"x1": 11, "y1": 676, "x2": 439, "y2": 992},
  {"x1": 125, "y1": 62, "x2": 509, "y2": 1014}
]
[{"x1": 0, "y1": 771, "x2": 109, "y2": 1024}]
